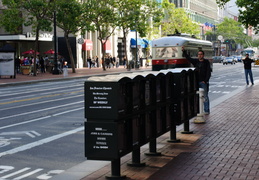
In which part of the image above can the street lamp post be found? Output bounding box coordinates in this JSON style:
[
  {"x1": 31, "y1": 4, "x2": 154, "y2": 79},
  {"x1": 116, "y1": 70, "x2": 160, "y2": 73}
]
[
  {"x1": 52, "y1": 9, "x2": 60, "y2": 75},
  {"x1": 135, "y1": 24, "x2": 138, "y2": 69}
]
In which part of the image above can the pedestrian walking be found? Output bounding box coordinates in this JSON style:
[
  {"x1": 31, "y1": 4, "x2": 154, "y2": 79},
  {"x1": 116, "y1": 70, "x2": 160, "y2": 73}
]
[
  {"x1": 123, "y1": 56, "x2": 127, "y2": 68},
  {"x1": 95, "y1": 56, "x2": 99, "y2": 68},
  {"x1": 63, "y1": 61, "x2": 68, "y2": 77},
  {"x1": 39, "y1": 57, "x2": 45, "y2": 73},
  {"x1": 182, "y1": 47, "x2": 211, "y2": 114},
  {"x1": 87, "y1": 56, "x2": 92, "y2": 69},
  {"x1": 116, "y1": 56, "x2": 120, "y2": 68},
  {"x1": 243, "y1": 54, "x2": 254, "y2": 85}
]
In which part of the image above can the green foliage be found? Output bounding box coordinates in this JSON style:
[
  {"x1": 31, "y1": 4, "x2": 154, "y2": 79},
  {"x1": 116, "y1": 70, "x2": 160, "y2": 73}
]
[
  {"x1": 216, "y1": 0, "x2": 259, "y2": 33},
  {"x1": 216, "y1": 17, "x2": 246, "y2": 44},
  {"x1": 236, "y1": 0, "x2": 259, "y2": 33},
  {"x1": 55, "y1": 0, "x2": 93, "y2": 35},
  {"x1": 117, "y1": 0, "x2": 162, "y2": 38},
  {"x1": 215, "y1": 0, "x2": 230, "y2": 7},
  {"x1": 83, "y1": 0, "x2": 119, "y2": 70},
  {"x1": 1, "y1": 0, "x2": 53, "y2": 34},
  {"x1": 252, "y1": 39, "x2": 259, "y2": 47},
  {"x1": 0, "y1": 8, "x2": 24, "y2": 34},
  {"x1": 160, "y1": 0, "x2": 200, "y2": 37},
  {"x1": 85, "y1": 0, "x2": 119, "y2": 41}
]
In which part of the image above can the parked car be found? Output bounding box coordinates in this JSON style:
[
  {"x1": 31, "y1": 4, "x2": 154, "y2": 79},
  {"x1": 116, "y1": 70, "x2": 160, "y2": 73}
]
[
  {"x1": 212, "y1": 56, "x2": 224, "y2": 63},
  {"x1": 231, "y1": 56, "x2": 238, "y2": 63},
  {"x1": 223, "y1": 57, "x2": 236, "y2": 65},
  {"x1": 236, "y1": 56, "x2": 242, "y2": 62}
]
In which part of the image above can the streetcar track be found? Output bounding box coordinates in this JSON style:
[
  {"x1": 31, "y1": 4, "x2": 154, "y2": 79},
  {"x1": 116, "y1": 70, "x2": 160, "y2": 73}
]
[
  {"x1": 0, "y1": 101, "x2": 84, "y2": 120},
  {"x1": 0, "y1": 90, "x2": 83, "y2": 105},
  {"x1": 0, "y1": 94, "x2": 83, "y2": 111}
]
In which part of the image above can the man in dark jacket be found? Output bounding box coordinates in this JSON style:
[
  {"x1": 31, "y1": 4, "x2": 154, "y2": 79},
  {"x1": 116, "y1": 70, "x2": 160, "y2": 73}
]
[
  {"x1": 182, "y1": 48, "x2": 211, "y2": 114},
  {"x1": 243, "y1": 54, "x2": 254, "y2": 85}
]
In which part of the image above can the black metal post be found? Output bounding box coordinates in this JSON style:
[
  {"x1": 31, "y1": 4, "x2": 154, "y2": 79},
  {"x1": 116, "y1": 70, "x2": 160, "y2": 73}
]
[
  {"x1": 145, "y1": 139, "x2": 162, "y2": 156},
  {"x1": 135, "y1": 26, "x2": 138, "y2": 69},
  {"x1": 127, "y1": 148, "x2": 145, "y2": 167},
  {"x1": 106, "y1": 159, "x2": 126, "y2": 180},
  {"x1": 181, "y1": 120, "x2": 193, "y2": 134},
  {"x1": 167, "y1": 118, "x2": 181, "y2": 143},
  {"x1": 52, "y1": 10, "x2": 60, "y2": 74}
]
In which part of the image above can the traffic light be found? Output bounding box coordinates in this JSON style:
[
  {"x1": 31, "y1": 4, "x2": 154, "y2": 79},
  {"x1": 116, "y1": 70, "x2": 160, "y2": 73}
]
[{"x1": 224, "y1": 39, "x2": 230, "y2": 44}]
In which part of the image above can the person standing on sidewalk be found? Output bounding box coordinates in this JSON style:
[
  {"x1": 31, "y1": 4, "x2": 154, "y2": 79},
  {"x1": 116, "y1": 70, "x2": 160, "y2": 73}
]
[
  {"x1": 243, "y1": 54, "x2": 254, "y2": 85},
  {"x1": 182, "y1": 47, "x2": 211, "y2": 114}
]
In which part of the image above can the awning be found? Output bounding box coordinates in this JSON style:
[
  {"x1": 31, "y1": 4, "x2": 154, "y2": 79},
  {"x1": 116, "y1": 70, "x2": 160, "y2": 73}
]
[
  {"x1": 130, "y1": 38, "x2": 149, "y2": 48},
  {"x1": 102, "y1": 40, "x2": 111, "y2": 53},
  {"x1": 143, "y1": 39, "x2": 152, "y2": 47},
  {"x1": 21, "y1": 49, "x2": 40, "y2": 55},
  {"x1": 82, "y1": 39, "x2": 93, "y2": 51}
]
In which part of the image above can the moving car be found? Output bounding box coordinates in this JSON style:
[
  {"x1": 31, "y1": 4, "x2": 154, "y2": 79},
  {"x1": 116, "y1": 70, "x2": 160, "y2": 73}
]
[
  {"x1": 231, "y1": 56, "x2": 238, "y2": 63},
  {"x1": 236, "y1": 56, "x2": 242, "y2": 62},
  {"x1": 212, "y1": 56, "x2": 224, "y2": 63},
  {"x1": 223, "y1": 57, "x2": 235, "y2": 65}
]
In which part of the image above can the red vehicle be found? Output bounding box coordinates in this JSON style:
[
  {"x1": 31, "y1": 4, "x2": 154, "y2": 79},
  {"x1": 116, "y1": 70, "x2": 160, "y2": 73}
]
[{"x1": 151, "y1": 34, "x2": 213, "y2": 71}]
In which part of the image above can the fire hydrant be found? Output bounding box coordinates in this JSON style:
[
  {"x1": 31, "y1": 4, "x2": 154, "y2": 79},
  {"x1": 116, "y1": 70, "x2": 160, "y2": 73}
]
[{"x1": 193, "y1": 88, "x2": 205, "y2": 124}]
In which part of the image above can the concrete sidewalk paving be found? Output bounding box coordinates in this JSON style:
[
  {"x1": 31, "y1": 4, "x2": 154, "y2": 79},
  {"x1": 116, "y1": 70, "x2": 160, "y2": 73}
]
[{"x1": 0, "y1": 66, "x2": 151, "y2": 86}]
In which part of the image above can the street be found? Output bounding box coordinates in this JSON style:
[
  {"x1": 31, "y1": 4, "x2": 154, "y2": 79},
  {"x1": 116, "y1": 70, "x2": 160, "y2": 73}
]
[
  {"x1": 0, "y1": 79, "x2": 85, "y2": 180},
  {"x1": 0, "y1": 62, "x2": 259, "y2": 179}
]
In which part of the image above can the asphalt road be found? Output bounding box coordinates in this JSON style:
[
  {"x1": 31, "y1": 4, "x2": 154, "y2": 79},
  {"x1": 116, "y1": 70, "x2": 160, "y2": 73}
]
[{"x1": 0, "y1": 62, "x2": 259, "y2": 180}]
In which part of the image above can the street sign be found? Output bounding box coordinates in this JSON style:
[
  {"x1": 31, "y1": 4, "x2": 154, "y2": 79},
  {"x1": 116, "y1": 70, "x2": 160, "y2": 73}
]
[
  {"x1": 218, "y1": 35, "x2": 223, "y2": 40},
  {"x1": 77, "y1": 38, "x2": 85, "y2": 44}
]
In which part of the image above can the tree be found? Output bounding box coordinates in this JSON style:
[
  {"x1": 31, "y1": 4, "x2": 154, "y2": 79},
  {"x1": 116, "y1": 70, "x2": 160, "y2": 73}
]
[
  {"x1": 1, "y1": 0, "x2": 53, "y2": 76},
  {"x1": 117, "y1": 0, "x2": 162, "y2": 67},
  {"x1": 0, "y1": 6, "x2": 24, "y2": 34},
  {"x1": 160, "y1": 0, "x2": 200, "y2": 36},
  {"x1": 216, "y1": 17, "x2": 246, "y2": 44},
  {"x1": 216, "y1": 0, "x2": 259, "y2": 33},
  {"x1": 85, "y1": 0, "x2": 119, "y2": 71},
  {"x1": 54, "y1": 0, "x2": 93, "y2": 73}
]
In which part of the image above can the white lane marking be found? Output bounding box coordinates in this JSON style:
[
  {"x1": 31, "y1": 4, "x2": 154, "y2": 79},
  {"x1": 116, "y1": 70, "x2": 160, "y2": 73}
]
[
  {"x1": 0, "y1": 127, "x2": 84, "y2": 158},
  {"x1": 13, "y1": 168, "x2": 43, "y2": 180},
  {"x1": 1, "y1": 168, "x2": 31, "y2": 179},
  {"x1": 37, "y1": 170, "x2": 64, "y2": 180},
  {"x1": 0, "y1": 94, "x2": 83, "y2": 111},
  {"x1": 0, "y1": 106, "x2": 83, "y2": 131},
  {"x1": 52, "y1": 107, "x2": 84, "y2": 116},
  {"x1": 0, "y1": 116, "x2": 51, "y2": 130},
  {"x1": 0, "y1": 101, "x2": 83, "y2": 120},
  {"x1": 0, "y1": 131, "x2": 41, "y2": 138},
  {"x1": 0, "y1": 84, "x2": 82, "y2": 98},
  {"x1": 0, "y1": 165, "x2": 14, "y2": 174}
]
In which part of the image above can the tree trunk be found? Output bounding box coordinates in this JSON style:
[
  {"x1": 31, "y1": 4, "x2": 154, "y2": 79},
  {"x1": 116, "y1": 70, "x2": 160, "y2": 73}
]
[
  {"x1": 64, "y1": 32, "x2": 76, "y2": 73},
  {"x1": 123, "y1": 30, "x2": 129, "y2": 69},
  {"x1": 100, "y1": 41, "x2": 106, "y2": 71},
  {"x1": 33, "y1": 26, "x2": 40, "y2": 76}
]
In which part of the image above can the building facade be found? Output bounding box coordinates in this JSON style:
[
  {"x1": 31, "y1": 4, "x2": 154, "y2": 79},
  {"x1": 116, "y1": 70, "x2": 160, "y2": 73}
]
[{"x1": 0, "y1": 0, "x2": 231, "y2": 68}]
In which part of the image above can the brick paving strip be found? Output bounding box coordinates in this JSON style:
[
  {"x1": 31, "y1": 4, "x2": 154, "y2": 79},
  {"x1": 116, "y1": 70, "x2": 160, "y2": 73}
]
[{"x1": 82, "y1": 86, "x2": 259, "y2": 180}]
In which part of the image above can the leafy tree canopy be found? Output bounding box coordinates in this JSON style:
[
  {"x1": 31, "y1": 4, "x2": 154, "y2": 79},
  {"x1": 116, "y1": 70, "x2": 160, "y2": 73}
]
[
  {"x1": 216, "y1": 0, "x2": 259, "y2": 33},
  {"x1": 160, "y1": 0, "x2": 200, "y2": 37}
]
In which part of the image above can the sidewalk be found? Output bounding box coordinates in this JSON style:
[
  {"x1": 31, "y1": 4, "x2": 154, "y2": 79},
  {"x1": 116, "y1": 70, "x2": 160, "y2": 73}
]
[
  {"x1": 0, "y1": 66, "x2": 151, "y2": 86},
  {"x1": 1, "y1": 66, "x2": 258, "y2": 180},
  {"x1": 80, "y1": 82, "x2": 259, "y2": 179}
]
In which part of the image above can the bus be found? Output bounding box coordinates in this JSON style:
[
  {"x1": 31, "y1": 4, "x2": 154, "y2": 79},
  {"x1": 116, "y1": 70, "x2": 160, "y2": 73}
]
[
  {"x1": 241, "y1": 47, "x2": 259, "y2": 61},
  {"x1": 151, "y1": 34, "x2": 213, "y2": 71}
]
